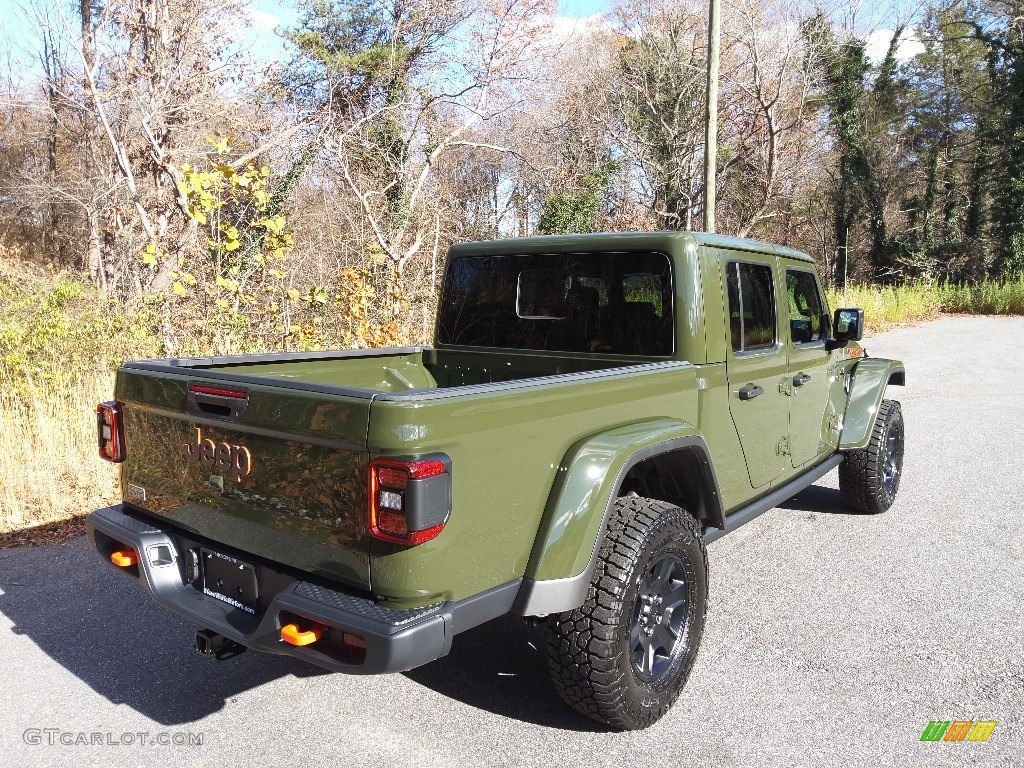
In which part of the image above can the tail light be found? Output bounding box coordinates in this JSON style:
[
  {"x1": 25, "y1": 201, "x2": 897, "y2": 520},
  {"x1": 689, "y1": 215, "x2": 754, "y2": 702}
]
[
  {"x1": 187, "y1": 383, "x2": 249, "y2": 399},
  {"x1": 96, "y1": 401, "x2": 125, "y2": 463},
  {"x1": 368, "y1": 456, "x2": 451, "y2": 545}
]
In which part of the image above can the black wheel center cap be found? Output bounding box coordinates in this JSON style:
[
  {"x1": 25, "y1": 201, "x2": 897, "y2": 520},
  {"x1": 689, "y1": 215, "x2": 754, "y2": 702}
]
[{"x1": 639, "y1": 594, "x2": 662, "y2": 630}]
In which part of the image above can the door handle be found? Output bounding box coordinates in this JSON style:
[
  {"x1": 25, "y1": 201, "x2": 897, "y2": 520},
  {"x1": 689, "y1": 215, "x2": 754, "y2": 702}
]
[
  {"x1": 738, "y1": 384, "x2": 764, "y2": 400},
  {"x1": 793, "y1": 373, "x2": 812, "y2": 387}
]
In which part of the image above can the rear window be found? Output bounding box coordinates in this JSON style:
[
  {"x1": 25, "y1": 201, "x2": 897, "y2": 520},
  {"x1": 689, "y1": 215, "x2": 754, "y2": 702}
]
[
  {"x1": 726, "y1": 261, "x2": 777, "y2": 353},
  {"x1": 437, "y1": 251, "x2": 674, "y2": 355}
]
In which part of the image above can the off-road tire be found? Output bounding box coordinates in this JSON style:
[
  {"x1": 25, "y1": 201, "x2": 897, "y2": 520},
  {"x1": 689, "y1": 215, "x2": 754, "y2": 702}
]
[
  {"x1": 839, "y1": 398, "x2": 905, "y2": 514},
  {"x1": 546, "y1": 497, "x2": 708, "y2": 730}
]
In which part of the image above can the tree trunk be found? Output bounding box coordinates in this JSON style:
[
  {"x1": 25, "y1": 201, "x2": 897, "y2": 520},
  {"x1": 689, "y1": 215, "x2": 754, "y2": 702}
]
[
  {"x1": 86, "y1": 210, "x2": 107, "y2": 293},
  {"x1": 920, "y1": 145, "x2": 940, "y2": 271}
]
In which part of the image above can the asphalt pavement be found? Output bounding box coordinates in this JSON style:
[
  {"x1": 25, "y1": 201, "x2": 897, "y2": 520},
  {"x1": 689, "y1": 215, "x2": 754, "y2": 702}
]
[{"x1": 1, "y1": 316, "x2": 1021, "y2": 767}]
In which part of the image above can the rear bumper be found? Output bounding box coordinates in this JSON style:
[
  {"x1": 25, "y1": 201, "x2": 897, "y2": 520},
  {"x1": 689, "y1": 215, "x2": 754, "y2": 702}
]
[{"x1": 86, "y1": 505, "x2": 518, "y2": 674}]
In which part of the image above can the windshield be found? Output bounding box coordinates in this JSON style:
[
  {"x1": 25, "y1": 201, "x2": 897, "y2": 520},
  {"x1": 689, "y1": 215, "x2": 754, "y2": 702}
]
[{"x1": 437, "y1": 251, "x2": 674, "y2": 355}]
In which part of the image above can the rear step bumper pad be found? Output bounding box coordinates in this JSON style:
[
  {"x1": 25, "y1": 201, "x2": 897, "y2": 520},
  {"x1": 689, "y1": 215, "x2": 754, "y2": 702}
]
[{"x1": 86, "y1": 505, "x2": 519, "y2": 674}]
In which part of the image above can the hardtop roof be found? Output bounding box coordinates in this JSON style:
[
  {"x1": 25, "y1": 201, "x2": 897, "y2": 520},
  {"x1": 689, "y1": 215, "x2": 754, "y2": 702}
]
[{"x1": 446, "y1": 231, "x2": 814, "y2": 264}]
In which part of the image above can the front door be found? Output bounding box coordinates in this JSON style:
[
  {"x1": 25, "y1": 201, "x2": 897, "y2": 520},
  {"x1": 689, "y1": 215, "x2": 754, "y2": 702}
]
[
  {"x1": 724, "y1": 257, "x2": 790, "y2": 488},
  {"x1": 784, "y1": 266, "x2": 839, "y2": 466}
]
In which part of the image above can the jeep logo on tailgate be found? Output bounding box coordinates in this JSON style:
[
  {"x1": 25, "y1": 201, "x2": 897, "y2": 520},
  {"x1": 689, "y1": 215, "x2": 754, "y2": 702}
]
[{"x1": 184, "y1": 426, "x2": 253, "y2": 482}]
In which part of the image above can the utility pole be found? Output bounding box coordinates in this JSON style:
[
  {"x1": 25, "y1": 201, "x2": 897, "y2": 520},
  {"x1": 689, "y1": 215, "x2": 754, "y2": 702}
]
[
  {"x1": 842, "y1": 227, "x2": 850, "y2": 300},
  {"x1": 703, "y1": 0, "x2": 721, "y2": 233}
]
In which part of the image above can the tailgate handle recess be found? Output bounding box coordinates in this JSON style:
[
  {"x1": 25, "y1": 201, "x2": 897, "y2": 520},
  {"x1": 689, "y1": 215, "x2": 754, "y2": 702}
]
[{"x1": 186, "y1": 383, "x2": 249, "y2": 421}]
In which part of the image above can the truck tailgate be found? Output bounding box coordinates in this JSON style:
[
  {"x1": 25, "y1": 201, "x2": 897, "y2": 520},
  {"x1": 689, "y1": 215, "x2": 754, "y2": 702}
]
[{"x1": 115, "y1": 367, "x2": 373, "y2": 591}]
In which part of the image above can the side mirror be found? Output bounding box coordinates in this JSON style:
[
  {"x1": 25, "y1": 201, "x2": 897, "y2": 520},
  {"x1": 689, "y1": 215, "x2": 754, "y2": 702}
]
[{"x1": 827, "y1": 307, "x2": 864, "y2": 349}]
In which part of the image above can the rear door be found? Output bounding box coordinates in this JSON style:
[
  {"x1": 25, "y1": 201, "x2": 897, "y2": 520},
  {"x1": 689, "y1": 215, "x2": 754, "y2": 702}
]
[
  {"x1": 724, "y1": 255, "x2": 790, "y2": 488},
  {"x1": 783, "y1": 265, "x2": 839, "y2": 466}
]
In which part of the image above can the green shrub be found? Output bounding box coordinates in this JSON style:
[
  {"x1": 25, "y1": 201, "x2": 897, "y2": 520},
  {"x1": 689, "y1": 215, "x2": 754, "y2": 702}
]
[
  {"x1": 0, "y1": 276, "x2": 161, "y2": 396},
  {"x1": 827, "y1": 278, "x2": 1024, "y2": 334},
  {"x1": 935, "y1": 278, "x2": 1024, "y2": 314},
  {"x1": 826, "y1": 283, "x2": 941, "y2": 334}
]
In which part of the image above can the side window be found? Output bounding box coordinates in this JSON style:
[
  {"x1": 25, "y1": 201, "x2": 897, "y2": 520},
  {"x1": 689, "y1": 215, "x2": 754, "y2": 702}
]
[
  {"x1": 786, "y1": 270, "x2": 825, "y2": 344},
  {"x1": 727, "y1": 261, "x2": 777, "y2": 353}
]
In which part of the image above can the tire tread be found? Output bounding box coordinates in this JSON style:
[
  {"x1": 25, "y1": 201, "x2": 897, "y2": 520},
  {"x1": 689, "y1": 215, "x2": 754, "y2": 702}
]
[
  {"x1": 839, "y1": 398, "x2": 903, "y2": 514},
  {"x1": 546, "y1": 497, "x2": 707, "y2": 730}
]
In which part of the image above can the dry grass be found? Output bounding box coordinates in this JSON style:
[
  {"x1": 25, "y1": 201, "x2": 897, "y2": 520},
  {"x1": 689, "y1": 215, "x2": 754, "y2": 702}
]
[
  {"x1": 935, "y1": 278, "x2": 1024, "y2": 314},
  {"x1": 828, "y1": 283, "x2": 943, "y2": 335},
  {"x1": 0, "y1": 376, "x2": 120, "y2": 547},
  {"x1": 828, "y1": 279, "x2": 1024, "y2": 336}
]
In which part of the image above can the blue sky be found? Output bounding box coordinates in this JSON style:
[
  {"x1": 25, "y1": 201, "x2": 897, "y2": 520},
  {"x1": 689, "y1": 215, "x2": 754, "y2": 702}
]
[
  {"x1": 241, "y1": 0, "x2": 612, "y2": 49},
  {"x1": 225, "y1": 0, "x2": 615, "y2": 76},
  {"x1": 557, "y1": 0, "x2": 610, "y2": 17}
]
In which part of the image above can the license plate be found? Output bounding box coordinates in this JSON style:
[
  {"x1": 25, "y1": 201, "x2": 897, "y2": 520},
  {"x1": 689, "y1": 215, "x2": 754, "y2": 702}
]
[{"x1": 201, "y1": 549, "x2": 258, "y2": 615}]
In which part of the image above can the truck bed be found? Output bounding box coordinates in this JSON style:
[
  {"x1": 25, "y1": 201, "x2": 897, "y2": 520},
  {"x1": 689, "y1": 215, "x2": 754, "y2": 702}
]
[
  {"x1": 115, "y1": 345, "x2": 696, "y2": 604},
  {"x1": 189, "y1": 347, "x2": 670, "y2": 393}
]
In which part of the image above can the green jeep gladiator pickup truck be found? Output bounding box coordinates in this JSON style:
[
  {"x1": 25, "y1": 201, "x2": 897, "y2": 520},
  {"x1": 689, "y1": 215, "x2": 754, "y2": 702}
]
[{"x1": 87, "y1": 232, "x2": 905, "y2": 729}]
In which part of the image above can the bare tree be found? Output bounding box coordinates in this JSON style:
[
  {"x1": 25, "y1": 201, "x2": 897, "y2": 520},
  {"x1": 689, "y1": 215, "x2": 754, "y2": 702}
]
[
  {"x1": 718, "y1": 0, "x2": 823, "y2": 239},
  {"x1": 297, "y1": 0, "x2": 556, "y2": 272},
  {"x1": 608, "y1": 0, "x2": 709, "y2": 230},
  {"x1": 13, "y1": 0, "x2": 297, "y2": 293}
]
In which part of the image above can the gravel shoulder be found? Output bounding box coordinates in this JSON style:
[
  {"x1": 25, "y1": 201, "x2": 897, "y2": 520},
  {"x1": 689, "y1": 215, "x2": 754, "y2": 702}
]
[{"x1": 1, "y1": 316, "x2": 1021, "y2": 767}]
